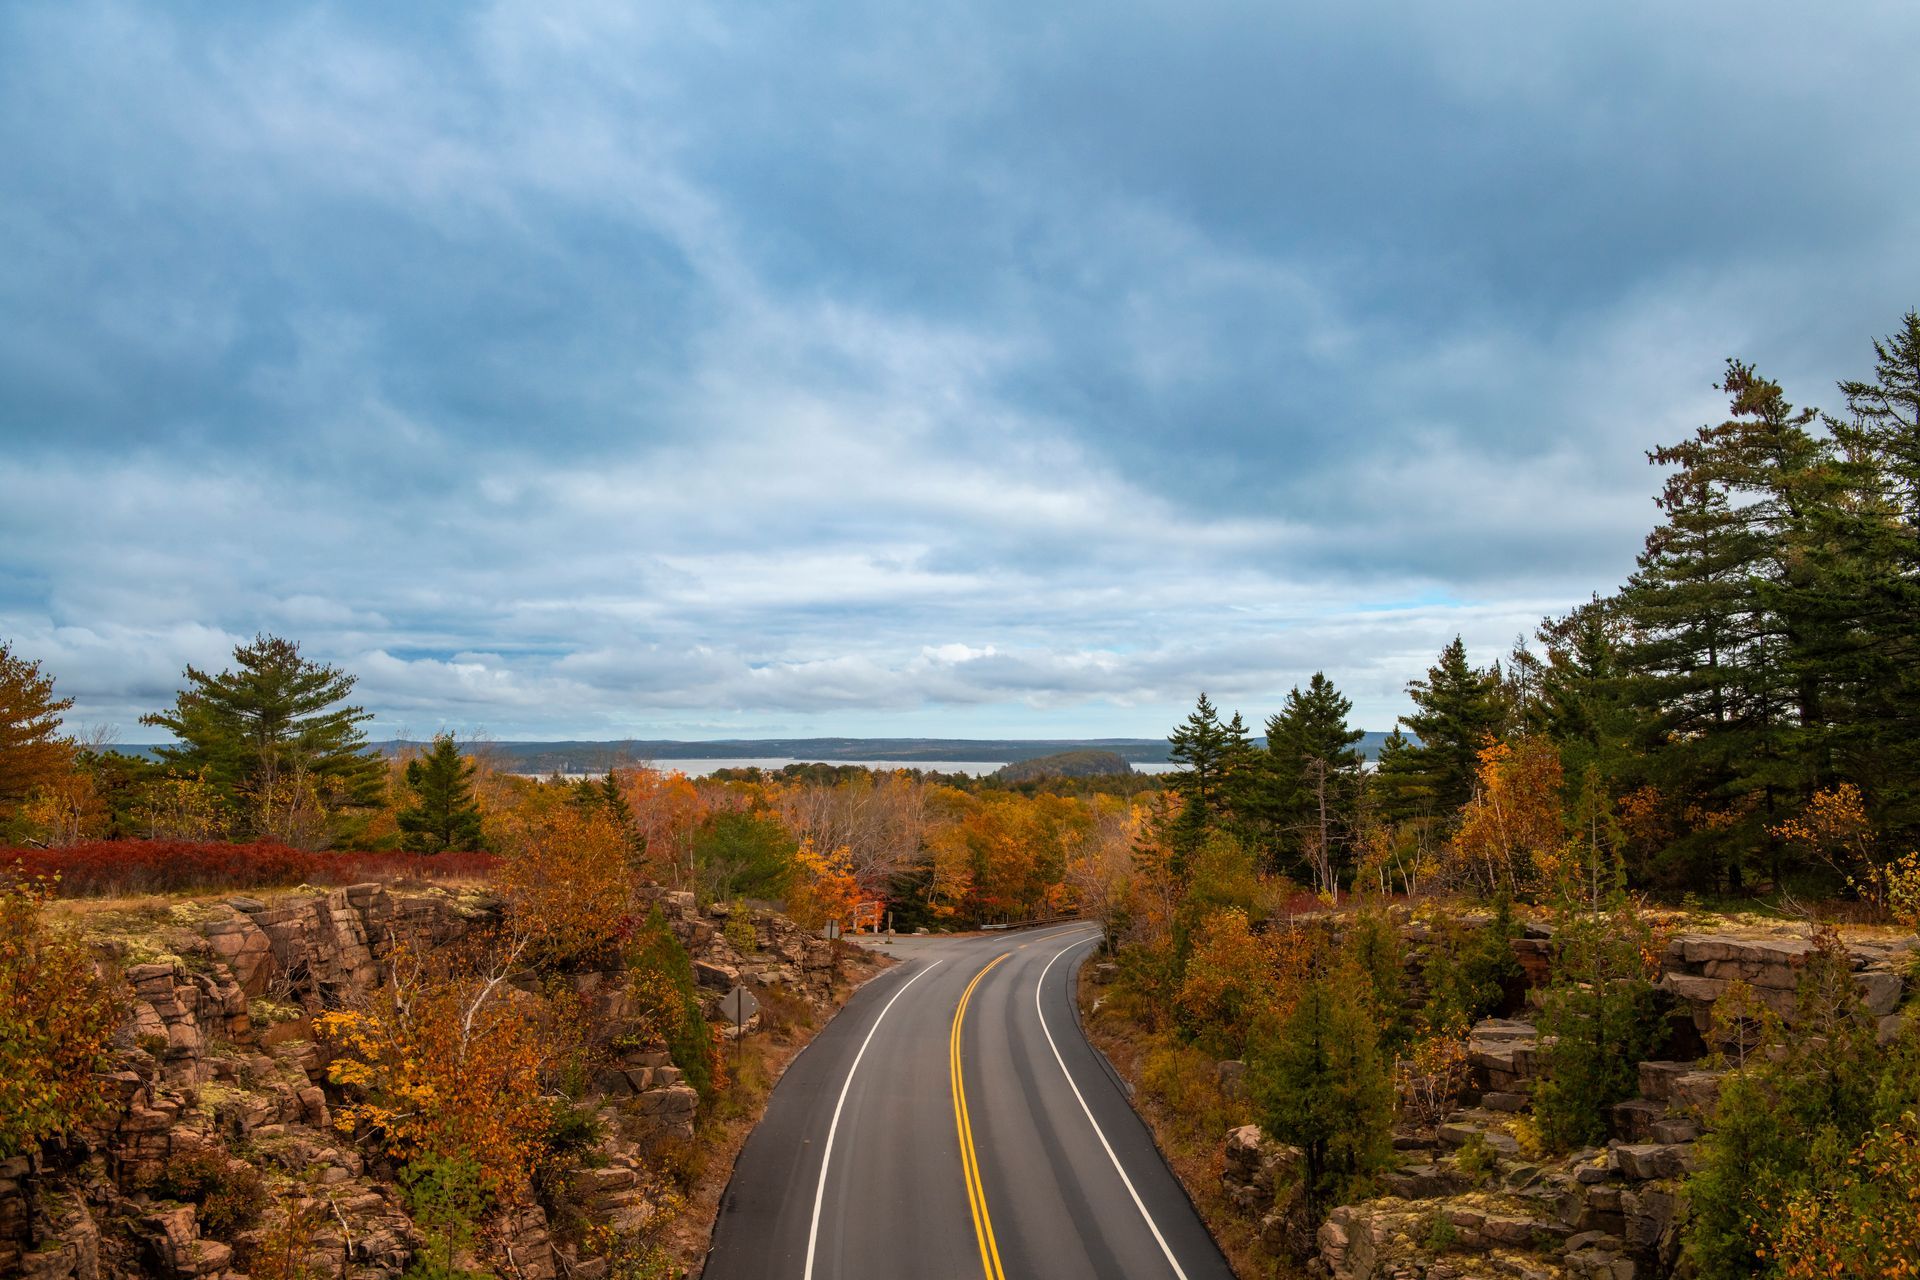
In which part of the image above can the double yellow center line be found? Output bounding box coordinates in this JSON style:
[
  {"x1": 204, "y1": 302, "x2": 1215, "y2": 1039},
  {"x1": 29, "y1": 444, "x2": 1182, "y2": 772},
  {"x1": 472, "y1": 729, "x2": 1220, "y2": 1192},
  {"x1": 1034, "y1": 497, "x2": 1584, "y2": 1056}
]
[{"x1": 950, "y1": 952, "x2": 1011, "y2": 1280}]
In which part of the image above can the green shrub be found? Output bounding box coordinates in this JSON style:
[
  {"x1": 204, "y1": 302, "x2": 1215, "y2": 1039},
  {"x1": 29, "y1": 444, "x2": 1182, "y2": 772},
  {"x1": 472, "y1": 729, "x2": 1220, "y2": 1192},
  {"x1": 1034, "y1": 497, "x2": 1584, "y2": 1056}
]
[
  {"x1": 1249, "y1": 961, "x2": 1394, "y2": 1219},
  {"x1": 1139, "y1": 1041, "x2": 1238, "y2": 1147},
  {"x1": 1343, "y1": 905, "x2": 1410, "y2": 1049},
  {"x1": 1420, "y1": 893, "x2": 1522, "y2": 1032},
  {"x1": 625, "y1": 909, "x2": 720, "y2": 1104},
  {"x1": 1452, "y1": 1130, "x2": 1497, "y2": 1185},
  {"x1": 721, "y1": 904, "x2": 759, "y2": 956},
  {"x1": 691, "y1": 812, "x2": 796, "y2": 903},
  {"x1": 139, "y1": 1147, "x2": 266, "y2": 1237},
  {"x1": 399, "y1": 1152, "x2": 490, "y2": 1280},
  {"x1": 1531, "y1": 891, "x2": 1659, "y2": 1149},
  {"x1": 541, "y1": 1099, "x2": 604, "y2": 1158}
]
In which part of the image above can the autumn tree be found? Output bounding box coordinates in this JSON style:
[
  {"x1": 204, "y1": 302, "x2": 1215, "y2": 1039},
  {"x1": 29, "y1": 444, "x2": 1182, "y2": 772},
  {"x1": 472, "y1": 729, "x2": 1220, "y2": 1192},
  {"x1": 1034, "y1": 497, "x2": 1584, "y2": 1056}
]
[
  {"x1": 1, "y1": 876, "x2": 123, "y2": 1156},
  {"x1": 783, "y1": 837, "x2": 861, "y2": 931},
  {"x1": 1448, "y1": 736, "x2": 1566, "y2": 894},
  {"x1": 773, "y1": 769, "x2": 929, "y2": 893},
  {"x1": 1174, "y1": 907, "x2": 1312, "y2": 1057},
  {"x1": 397, "y1": 734, "x2": 486, "y2": 854},
  {"x1": 0, "y1": 640, "x2": 75, "y2": 820},
  {"x1": 317, "y1": 938, "x2": 568, "y2": 1213},
  {"x1": 617, "y1": 768, "x2": 710, "y2": 887},
  {"x1": 498, "y1": 808, "x2": 633, "y2": 969},
  {"x1": 142, "y1": 634, "x2": 384, "y2": 842}
]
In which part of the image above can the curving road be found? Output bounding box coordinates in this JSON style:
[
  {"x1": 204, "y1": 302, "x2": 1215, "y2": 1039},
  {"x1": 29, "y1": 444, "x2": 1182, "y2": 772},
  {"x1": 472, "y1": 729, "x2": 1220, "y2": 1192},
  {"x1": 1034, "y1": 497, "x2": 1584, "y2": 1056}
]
[{"x1": 704, "y1": 925, "x2": 1236, "y2": 1280}]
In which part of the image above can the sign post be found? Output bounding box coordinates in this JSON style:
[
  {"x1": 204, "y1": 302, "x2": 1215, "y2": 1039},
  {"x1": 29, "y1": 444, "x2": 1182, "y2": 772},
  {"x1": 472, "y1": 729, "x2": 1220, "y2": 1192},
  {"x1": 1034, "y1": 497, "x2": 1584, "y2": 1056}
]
[
  {"x1": 821, "y1": 919, "x2": 842, "y2": 985},
  {"x1": 719, "y1": 985, "x2": 759, "y2": 1067}
]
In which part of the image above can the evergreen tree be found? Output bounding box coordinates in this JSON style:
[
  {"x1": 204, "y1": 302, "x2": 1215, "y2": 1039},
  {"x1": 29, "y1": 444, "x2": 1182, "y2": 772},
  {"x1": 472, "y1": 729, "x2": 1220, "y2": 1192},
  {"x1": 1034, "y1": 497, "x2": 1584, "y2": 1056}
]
[
  {"x1": 1828, "y1": 311, "x2": 1920, "y2": 842},
  {"x1": 142, "y1": 634, "x2": 384, "y2": 832},
  {"x1": 1531, "y1": 855, "x2": 1661, "y2": 1149},
  {"x1": 1251, "y1": 961, "x2": 1395, "y2": 1220},
  {"x1": 1258, "y1": 673, "x2": 1365, "y2": 893},
  {"x1": 1166, "y1": 692, "x2": 1256, "y2": 856},
  {"x1": 1615, "y1": 364, "x2": 1828, "y2": 890},
  {"x1": 1525, "y1": 599, "x2": 1632, "y2": 779},
  {"x1": 1398, "y1": 637, "x2": 1505, "y2": 819},
  {"x1": 571, "y1": 768, "x2": 638, "y2": 855},
  {"x1": 397, "y1": 734, "x2": 486, "y2": 854},
  {"x1": 1369, "y1": 726, "x2": 1428, "y2": 826}
]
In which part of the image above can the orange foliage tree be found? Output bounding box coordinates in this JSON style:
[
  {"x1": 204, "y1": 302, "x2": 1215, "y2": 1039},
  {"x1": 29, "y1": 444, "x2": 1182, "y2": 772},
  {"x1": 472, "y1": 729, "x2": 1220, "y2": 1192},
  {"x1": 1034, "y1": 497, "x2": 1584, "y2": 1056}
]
[
  {"x1": 783, "y1": 837, "x2": 862, "y2": 930},
  {"x1": 1449, "y1": 736, "x2": 1566, "y2": 895},
  {"x1": 1, "y1": 875, "x2": 123, "y2": 1156},
  {"x1": 1175, "y1": 907, "x2": 1313, "y2": 1057},
  {"x1": 0, "y1": 641, "x2": 74, "y2": 821},
  {"x1": 1769, "y1": 1109, "x2": 1920, "y2": 1279},
  {"x1": 496, "y1": 808, "x2": 634, "y2": 968},
  {"x1": 616, "y1": 769, "x2": 713, "y2": 887},
  {"x1": 1769, "y1": 783, "x2": 1903, "y2": 907},
  {"x1": 317, "y1": 938, "x2": 569, "y2": 1202}
]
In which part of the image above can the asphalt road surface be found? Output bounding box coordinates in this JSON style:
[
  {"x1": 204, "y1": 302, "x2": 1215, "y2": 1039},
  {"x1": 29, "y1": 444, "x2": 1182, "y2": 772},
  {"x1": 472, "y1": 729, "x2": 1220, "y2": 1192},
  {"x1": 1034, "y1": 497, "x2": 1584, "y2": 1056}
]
[{"x1": 704, "y1": 924, "x2": 1237, "y2": 1280}]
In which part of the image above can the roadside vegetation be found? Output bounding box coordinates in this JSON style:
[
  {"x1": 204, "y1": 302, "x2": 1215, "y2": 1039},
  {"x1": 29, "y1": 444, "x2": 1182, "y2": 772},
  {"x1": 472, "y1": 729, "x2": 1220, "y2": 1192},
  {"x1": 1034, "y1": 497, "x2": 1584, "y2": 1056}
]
[{"x1": 1083, "y1": 312, "x2": 1920, "y2": 1278}]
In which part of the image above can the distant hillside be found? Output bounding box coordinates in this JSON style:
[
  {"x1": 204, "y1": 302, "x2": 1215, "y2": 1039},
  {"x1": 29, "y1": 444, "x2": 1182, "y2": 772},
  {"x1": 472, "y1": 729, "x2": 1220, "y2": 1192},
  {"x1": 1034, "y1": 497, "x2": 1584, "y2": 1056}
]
[
  {"x1": 110, "y1": 731, "x2": 1402, "y2": 771},
  {"x1": 992, "y1": 749, "x2": 1134, "y2": 783}
]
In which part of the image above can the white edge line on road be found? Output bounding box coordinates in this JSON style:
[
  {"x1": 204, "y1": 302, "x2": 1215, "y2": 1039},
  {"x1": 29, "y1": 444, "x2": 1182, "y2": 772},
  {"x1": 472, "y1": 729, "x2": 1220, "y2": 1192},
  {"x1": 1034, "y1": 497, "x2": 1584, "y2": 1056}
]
[
  {"x1": 803, "y1": 958, "x2": 943, "y2": 1280},
  {"x1": 1037, "y1": 933, "x2": 1191, "y2": 1280}
]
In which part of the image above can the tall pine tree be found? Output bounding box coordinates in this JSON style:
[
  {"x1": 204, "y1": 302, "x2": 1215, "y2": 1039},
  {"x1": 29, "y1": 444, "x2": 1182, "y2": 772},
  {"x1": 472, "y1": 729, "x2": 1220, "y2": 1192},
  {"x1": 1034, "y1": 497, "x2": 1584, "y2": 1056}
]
[
  {"x1": 1397, "y1": 637, "x2": 1505, "y2": 820},
  {"x1": 1166, "y1": 692, "x2": 1256, "y2": 856},
  {"x1": 1828, "y1": 312, "x2": 1920, "y2": 841},
  {"x1": 1616, "y1": 364, "x2": 1827, "y2": 889},
  {"x1": 1258, "y1": 673, "x2": 1365, "y2": 894}
]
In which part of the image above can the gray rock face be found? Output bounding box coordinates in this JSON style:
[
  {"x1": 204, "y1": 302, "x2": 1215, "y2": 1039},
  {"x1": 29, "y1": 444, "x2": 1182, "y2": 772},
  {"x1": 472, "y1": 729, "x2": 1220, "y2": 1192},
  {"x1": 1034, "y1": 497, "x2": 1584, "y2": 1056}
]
[{"x1": 1659, "y1": 930, "x2": 1906, "y2": 1036}]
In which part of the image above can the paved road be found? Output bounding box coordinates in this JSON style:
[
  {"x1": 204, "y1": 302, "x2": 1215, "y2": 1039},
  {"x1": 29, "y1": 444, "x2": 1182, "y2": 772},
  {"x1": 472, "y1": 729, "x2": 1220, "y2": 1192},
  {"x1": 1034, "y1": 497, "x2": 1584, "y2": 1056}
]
[{"x1": 704, "y1": 925, "x2": 1236, "y2": 1280}]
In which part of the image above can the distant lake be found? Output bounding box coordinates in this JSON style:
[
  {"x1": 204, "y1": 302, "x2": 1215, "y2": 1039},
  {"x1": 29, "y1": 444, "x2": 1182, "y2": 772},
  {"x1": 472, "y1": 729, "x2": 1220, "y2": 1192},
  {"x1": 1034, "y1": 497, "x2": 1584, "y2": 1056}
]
[{"x1": 529, "y1": 757, "x2": 1181, "y2": 779}]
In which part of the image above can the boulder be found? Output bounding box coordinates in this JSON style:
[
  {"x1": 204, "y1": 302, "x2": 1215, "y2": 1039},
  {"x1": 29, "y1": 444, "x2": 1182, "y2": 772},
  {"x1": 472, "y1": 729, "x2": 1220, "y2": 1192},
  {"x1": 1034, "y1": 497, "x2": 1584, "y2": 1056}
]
[{"x1": 1611, "y1": 1143, "x2": 1690, "y2": 1182}]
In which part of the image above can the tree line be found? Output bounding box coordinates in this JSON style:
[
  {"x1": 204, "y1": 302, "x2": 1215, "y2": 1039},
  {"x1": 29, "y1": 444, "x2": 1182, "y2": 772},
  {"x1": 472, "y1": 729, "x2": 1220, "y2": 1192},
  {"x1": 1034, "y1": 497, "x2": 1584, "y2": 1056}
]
[{"x1": 1158, "y1": 311, "x2": 1920, "y2": 908}]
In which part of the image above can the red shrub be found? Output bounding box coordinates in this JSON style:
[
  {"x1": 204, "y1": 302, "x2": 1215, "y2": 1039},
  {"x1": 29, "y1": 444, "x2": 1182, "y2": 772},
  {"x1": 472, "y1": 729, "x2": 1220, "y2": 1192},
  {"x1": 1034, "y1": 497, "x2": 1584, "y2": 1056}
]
[{"x1": 0, "y1": 841, "x2": 497, "y2": 898}]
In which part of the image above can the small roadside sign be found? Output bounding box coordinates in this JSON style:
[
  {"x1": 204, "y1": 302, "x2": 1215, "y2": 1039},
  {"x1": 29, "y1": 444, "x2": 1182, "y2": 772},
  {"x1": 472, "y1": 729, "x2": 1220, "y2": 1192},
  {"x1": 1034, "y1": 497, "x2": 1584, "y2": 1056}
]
[
  {"x1": 719, "y1": 985, "x2": 759, "y2": 1025},
  {"x1": 821, "y1": 920, "x2": 843, "y2": 941}
]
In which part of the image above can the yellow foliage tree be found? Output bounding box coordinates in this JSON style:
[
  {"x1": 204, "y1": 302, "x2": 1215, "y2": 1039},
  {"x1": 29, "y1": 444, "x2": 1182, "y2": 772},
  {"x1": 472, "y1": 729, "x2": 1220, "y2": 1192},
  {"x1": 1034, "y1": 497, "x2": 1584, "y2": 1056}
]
[
  {"x1": 1449, "y1": 737, "x2": 1566, "y2": 895},
  {"x1": 784, "y1": 837, "x2": 861, "y2": 931},
  {"x1": 1769, "y1": 783, "x2": 1905, "y2": 910},
  {"x1": 1, "y1": 875, "x2": 123, "y2": 1156}
]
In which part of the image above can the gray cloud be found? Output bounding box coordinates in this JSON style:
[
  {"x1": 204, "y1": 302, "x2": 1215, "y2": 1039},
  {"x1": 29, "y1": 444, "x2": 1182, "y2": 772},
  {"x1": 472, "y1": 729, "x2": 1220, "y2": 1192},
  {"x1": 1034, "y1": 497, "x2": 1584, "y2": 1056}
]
[{"x1": 2, "y1": 0, "x2": 1913, "y2": 738}]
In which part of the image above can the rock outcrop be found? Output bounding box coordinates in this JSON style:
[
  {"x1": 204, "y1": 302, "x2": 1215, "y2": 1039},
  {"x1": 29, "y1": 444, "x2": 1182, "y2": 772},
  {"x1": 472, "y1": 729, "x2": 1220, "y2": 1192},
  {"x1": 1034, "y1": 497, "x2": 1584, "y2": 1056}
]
[
  {"x1": 6, "y1": 881, "x2": 862, "y2": 1280},
  {"x1": 1199, "y1": 918, "x2": 1915, "y2": 1280}
]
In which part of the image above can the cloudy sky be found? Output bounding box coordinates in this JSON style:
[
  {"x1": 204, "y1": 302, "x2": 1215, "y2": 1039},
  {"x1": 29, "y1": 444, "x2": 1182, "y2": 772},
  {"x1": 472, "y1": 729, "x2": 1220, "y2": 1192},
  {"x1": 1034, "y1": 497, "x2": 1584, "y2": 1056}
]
[{"x1": 3, "y1": 2, "x2": 1916, "y2": 742}]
